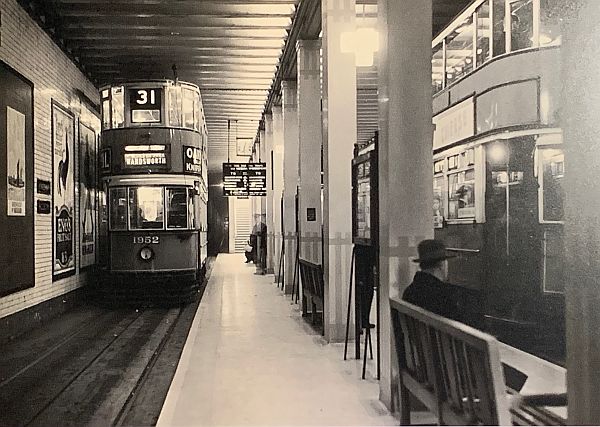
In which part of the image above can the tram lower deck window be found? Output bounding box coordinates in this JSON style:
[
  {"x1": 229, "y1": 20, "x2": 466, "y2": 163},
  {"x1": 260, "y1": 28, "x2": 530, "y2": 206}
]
[
  {"x1": 167, "y1": 187, "x2": 188, "y2": 229},
  {"x1": 129, "y1": 187, "x2": 164, "y2": 230}
]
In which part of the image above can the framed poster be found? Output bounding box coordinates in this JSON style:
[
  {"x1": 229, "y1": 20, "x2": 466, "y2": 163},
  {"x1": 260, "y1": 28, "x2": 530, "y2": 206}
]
[
  {"x1": 7, "y1": 107, "x2": 26, "y2": 216},
  {"x1": 79, "y1": 123, "x2": 97, "y2": 269},
  {"x1": 0, "y1": 61, "x2": 34, "y2": 297},
  {"x1": 52, "y1": 101, "x2": 76, "y2": 279}
]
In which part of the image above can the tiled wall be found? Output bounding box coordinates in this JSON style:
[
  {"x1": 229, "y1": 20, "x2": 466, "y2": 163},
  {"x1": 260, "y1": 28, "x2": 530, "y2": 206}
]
[{"x1": 0, "y1": 0, "x2": 100, "y2": 318}]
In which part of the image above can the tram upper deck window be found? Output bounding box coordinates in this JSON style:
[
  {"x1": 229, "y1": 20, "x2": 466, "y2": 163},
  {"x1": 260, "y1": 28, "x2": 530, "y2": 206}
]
[
  {"x1": 432, "y1": 43, "x2": 444, "y2": 93},
  {"x1": 182, "y1": 89, "x2": 195, "y2": 129},
  {"x1": 168, "y1": 86, "x2": 182, "y2": 127},
  {"x1": 129, "y1": 88, "x2": 162, "y2": 124},
  {"x1": 476, "y1": 1, "x2": 491, "y2": 66},
  {"x1": 539, "y1": 148, "x2": 564, "y2": 222},
  {"x1": 111, "y1": 86, "x2": 125, "y2": 128},
  {"x1": 540, "y1": 0, "x2": 562, "y2": 47},
  {"x1": 492, "y1": 0, "x2": 506, "y2": 56},
  {"x1": 445, "y1": 16, "x2": 474, "y2": 86},
  {"x1": 129, "y1": 187, "x2": 164, "y2": 230},
  {"x1": 508, "y1": 0, "x2": 534, "y2": 51},
  {"x1": 109, "y1": 188, "x2": 127, "y2": 230}
]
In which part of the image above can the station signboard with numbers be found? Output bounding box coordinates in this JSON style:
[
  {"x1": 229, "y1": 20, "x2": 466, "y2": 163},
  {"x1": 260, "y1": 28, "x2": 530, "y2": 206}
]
[{"x1": 222, "y1": 162, "x2": 266, "y2": 197}]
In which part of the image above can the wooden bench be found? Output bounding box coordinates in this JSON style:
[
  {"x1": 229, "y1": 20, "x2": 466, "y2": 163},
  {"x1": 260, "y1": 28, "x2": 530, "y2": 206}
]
[
  {"x1": 299, "y1": 259, "x2": 324, "y2": 335},
  {"x1": 390, "y1": 297, "x2": 566, "y2": 425}
]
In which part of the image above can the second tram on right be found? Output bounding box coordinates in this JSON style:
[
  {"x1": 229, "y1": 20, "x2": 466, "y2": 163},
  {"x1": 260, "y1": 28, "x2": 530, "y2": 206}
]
[{"x1": 430, "y1": 0, "x2": 564, "y2": 356}]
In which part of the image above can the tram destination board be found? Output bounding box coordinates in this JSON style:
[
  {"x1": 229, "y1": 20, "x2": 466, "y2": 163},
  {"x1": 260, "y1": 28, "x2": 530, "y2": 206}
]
[{"x1": 222, "y1": 162, "x2": 266, "y2": 197}]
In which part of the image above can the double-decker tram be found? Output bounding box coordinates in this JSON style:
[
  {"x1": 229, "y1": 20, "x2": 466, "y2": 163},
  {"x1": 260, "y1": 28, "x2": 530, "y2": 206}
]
[
  {"x1": 97, "y1": 80, "x2": 209, "y2": 303},
  {"x1": 430, "y1": 0, "x2": 565, "y2": 360}
]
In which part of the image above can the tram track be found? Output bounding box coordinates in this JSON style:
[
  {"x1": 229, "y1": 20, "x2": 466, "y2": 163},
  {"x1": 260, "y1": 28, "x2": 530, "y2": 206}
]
[{"x1": 0, "y1": 303, "x2": 190, "y2": 427}]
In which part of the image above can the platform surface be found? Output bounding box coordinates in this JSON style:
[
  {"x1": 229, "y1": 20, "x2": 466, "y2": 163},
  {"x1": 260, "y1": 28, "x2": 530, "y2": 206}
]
[{"x1": 158, "y1": 254, "x2": 397, "y2": 426}]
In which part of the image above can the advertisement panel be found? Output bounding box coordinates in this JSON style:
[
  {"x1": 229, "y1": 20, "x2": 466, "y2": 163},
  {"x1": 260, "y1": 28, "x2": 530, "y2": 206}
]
[
  {"x1": 7, "y1": 107, "x2": 26, "y2": 216},
  {"x1": 53, "y1": 102, "x2": 75, "y2": 278},
  {"x1": 79, "y1": 123, "x2": 97, "y2": 269}
]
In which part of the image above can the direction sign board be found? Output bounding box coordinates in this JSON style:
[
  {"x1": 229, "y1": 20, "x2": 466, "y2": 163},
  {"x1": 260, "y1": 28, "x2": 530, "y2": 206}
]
[{"x1": 223, "y1": 162, "x2": 266, "y2": 197}]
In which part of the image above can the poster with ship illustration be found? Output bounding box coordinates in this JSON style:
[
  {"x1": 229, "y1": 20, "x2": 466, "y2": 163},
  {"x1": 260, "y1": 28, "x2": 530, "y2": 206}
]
[
  {"x1": 52, "y1": 102, "x2": 75, "y2": 277},
  {"x1": 7, "y1": 107, "x2": 26, "y2": 216},
  {"x1": 79, "y1": 123, "x2": 97, "y2": 269}
]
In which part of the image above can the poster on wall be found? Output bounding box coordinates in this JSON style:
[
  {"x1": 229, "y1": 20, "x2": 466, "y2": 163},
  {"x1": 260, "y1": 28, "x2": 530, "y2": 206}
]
[
  {"x1": 79, "y1": 123, "x2": 97, "y2": 269},
  {"x1": 7, "y1": 107, "x2": 26, "y2": 216},
  {"x1": 52, "y1": 102, "x2": 75, "y2": 278}
]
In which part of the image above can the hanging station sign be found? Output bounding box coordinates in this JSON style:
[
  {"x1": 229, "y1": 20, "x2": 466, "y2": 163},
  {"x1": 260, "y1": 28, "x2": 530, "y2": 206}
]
[{"x1": 222, "y1": 162, "x2": 266, "y2": 197}]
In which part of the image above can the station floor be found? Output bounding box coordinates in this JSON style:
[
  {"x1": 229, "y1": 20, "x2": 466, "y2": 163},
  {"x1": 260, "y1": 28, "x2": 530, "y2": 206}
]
[{"x1": 157, "y1": 253, "x2": 398, "y2": 426}]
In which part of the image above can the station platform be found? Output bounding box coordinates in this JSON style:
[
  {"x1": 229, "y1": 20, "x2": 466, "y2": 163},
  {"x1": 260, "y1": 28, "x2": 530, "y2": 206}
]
[{"x1": 157, "y1": 254, "x2": 398, "y2": 426}]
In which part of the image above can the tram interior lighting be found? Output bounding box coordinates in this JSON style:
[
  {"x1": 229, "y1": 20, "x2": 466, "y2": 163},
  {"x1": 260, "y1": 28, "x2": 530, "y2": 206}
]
[
  {"x1": 125, "y1": 144, "x2": 165, "y2": 152},
  {"x1": 489, "y1": 143, "x2": 509, "y2": 164}
]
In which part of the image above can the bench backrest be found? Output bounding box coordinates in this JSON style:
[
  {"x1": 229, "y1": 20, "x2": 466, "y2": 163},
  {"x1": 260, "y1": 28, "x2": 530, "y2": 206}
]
[
  {"x1": 390, "y1": 297, "x2": 511, "y2": 426},
  {"x1": 299, "y1": 259, "x2": 324, "y2": 299}
]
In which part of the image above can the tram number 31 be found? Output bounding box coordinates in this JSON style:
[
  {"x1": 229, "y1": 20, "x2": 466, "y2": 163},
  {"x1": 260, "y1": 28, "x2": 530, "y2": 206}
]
[
  {"x1": 133, "y1": 236, "x2": 160, "y2": 244},
  {"x1": 136, "y1": 89, "x2": 156, "y2": 105}
]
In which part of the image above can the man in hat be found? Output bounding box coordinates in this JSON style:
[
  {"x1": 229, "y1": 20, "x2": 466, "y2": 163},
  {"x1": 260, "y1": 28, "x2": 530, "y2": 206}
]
[{"x1": 403, "y1": 239, "x2": 482, "y2": 327}]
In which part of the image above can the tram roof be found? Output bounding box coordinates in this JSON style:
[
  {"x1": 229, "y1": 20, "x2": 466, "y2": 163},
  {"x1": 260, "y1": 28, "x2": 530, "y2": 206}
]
[{"x1": 19, "y1": 0, "x2": 470, "y2": 172}]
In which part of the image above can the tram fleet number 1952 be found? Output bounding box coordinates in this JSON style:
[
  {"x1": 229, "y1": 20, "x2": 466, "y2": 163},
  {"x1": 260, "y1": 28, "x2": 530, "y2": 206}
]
[{"x1": 133, "y1": 236, "x2": 160, "y2": 244}]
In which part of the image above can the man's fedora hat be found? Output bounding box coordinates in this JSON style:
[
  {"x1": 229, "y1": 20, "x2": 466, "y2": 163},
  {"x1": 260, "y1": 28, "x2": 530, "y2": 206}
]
[{"x1": 413, "y1": 239, "x2": 457, "y2": 263}]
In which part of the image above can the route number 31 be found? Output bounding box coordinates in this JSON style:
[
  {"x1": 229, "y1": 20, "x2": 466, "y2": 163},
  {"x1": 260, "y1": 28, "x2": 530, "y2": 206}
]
[{"x1": 136, "y1": 89, "x2": 156, "y2": 105}]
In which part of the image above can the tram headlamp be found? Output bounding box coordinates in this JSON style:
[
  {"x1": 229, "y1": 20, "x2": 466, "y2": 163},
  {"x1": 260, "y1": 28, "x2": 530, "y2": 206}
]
[{"x1": 139, "y1": 246, "x2": 154, "y2": 261}]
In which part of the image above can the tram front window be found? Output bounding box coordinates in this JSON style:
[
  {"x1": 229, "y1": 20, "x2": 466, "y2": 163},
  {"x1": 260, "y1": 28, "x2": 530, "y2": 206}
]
[
  {"x1": 109, "y1": 188, "x2": 127, "y2": 230},
  {"x1": 167, "y1": 187, "x2": 188, "y2": 229},
  {"x1": 129, "y1": 187, "x2": 164, "y2": 230}
]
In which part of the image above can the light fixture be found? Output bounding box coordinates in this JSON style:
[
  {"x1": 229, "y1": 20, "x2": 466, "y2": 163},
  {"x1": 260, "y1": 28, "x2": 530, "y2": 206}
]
[
  {"x1": 340, "y1": 5, "x2": 379, "y2": 67},
  {"x1": 139, "y1": 247, "x2": 154, "y2": 261}
]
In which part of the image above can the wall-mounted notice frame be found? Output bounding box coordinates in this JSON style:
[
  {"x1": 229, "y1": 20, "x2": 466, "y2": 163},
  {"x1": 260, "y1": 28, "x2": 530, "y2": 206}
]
[
  {"x1": 52, "y1": 101, "x2": 76, "y2": 279},
  {"x1": 351, "y1": 145, "x2": 379, "y2": 247},
  {"x1": 222, "y1": 162, "x2": 266, "y2": 197},
  {"x1": 78, "y1": 122, "x2": 97, "y2": 270}
]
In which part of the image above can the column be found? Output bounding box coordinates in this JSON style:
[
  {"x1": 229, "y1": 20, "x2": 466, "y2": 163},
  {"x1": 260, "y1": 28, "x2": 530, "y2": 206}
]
[
  {"x1": 296, "y1": 39, "x2": 322, "y2": 266},
  {"x1": 272, "y1": 105, "x2": 285, "y2": 278},
  {"x1": 258, "y1": 115, "x2": 272, "y2": 271},
  {"x1": 562, "y1": 1, "x2": 600, "y2": 424},
  {"x1": 321, "y1": 0, "x2": 355, "y2": 342},
  {"x1": 282, "y1": 80, "x2": 299, "y2": 294},
  {"x1": 258, "y1": 127, "x2": 278, "y2": 274},
  {"x1": 377, "y1": 0, "x2": 433, "y2": 409}
]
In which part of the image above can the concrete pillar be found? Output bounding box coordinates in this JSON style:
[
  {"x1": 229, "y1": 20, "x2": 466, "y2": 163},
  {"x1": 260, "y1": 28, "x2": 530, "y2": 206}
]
[
  {"x1": 322, "y1": 0, "x2": 356, "y2": 342},
  {"x1": 377, "y1": 0, "x2": 433, "y2": 409},
  {"x1": 282, "y1": 80, "x2": 299, "y2": 294},
  {"x1": 265, "y1": 110, "x2": 277, "y2": 273},
  {"x1": 272, "y1": 105, "x2": 285, "y2": 279},
  {"x1": 296, "y1": 39, "x2": 323, "y2": 266},
  {"x1": 562, "y1": 1, "x2": 600, "y2": 424}
]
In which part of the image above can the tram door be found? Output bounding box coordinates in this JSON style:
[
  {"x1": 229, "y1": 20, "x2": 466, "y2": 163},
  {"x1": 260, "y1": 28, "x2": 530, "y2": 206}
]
[{"x1": 484, "y1": 136, "x2": 538, "y2": 322}]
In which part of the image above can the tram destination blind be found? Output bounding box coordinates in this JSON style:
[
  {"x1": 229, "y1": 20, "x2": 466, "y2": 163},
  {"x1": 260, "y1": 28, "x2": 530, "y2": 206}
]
[{"x1": 223, "y1": 162, "x2": 266, "y2": 197}]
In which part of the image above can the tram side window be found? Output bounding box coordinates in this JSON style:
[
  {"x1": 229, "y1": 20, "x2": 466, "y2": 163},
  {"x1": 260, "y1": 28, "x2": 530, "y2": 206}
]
[
  {"x1": 129, "y1": 187, "x2": 164, "y2": 230},
  {"x1": 167, "y1": 187, "x2": 188, "y2": 229},
  {"x1": 111, "y1": 86, "x2": 125, "y2": 128},
  {"x1": 432, "y1": 43, "x2": 444, "y2": 93},
  {"x1": 540, "y1": 148, "x2": 564, "y2": 221},
  {"x1": 509, "y1": 0, "x2": 534, "y2": 51},
  {"x1": 188, "y1": 187, "x2": 197, "y2": 229},
  {"x1": 476, "y1": 1, "x2": 491, "y2": 66},
  {"x1": 448, "y1": 152, "x2": 476, "y2": 220},
  {"x1": 182, "y1": 89, "x2": 195, "y2": 129},
  {"x1": 540, "y1": 0, "x2": 562, "y2": 47},
  {"x1": 433, "y1": 174, "x2": 445, "y2": 228},
  {"x1": 194, "y1": 95, "x2": 201, "y2": 131},
  {"x1": 492, "y1": 0, "x2": 506, "y2": 56},
  {"x1": 445, "y1": 15, "x2": 474, "y2": 86},
  {"x1": 109, "y1": 188, "x2": 127, "y2": 230},
  {"x1": 168, "y1": 86, "x2": 182, "y2": 127}
]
